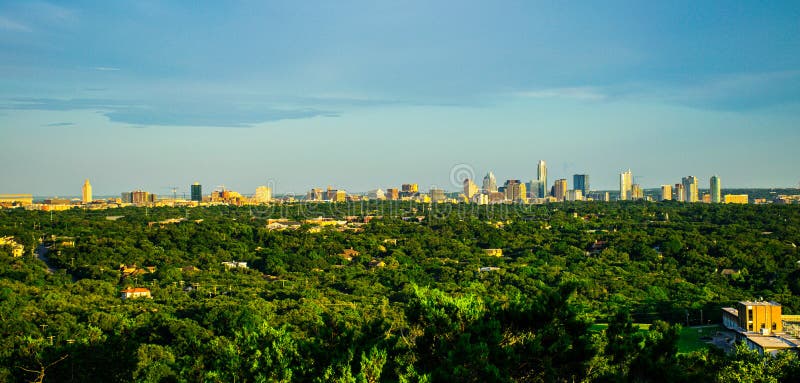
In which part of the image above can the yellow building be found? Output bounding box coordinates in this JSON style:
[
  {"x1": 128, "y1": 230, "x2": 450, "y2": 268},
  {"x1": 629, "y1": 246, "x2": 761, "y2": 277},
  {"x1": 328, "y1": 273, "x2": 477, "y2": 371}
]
[
  {"x1": 0, "y1": 194, "x2": 33, "y2": 207},
  {"x1": 0, "y1": 236, "x2": 24, "y2": 257},
  {"x1": 725, "y1": 194, "x2": 749, "y2": 204},
  {"x1": 483, "y1": 248, "x2": 503, "y2": 257},
  {"x1": 82, "y1": 179, "x2": 92, "y2": 203},
  {"x1": 721, "y1": 301, "x2": 799, "y2": 355}
]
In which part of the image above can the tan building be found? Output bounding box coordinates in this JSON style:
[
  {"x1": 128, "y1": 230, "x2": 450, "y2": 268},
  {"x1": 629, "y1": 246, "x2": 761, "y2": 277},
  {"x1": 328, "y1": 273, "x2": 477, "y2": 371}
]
[
  {"x1": 504, "y1": 180, "x2": 528, "y2": 202},
  {"x1": 552, "y1": 179, "x2": 568, "y2": 201},
  {"x1": 660, "y1": 185, "x2": 673, "y2": 201},
  {"x1": 631, "y1": 184, "x2": 644, "y2": 200},
  {"x1": 254, "y1": 186, "x2": 272, "y2": 203},
  {"x1": 463, "y1": 179, "x2": 478, "y2": 199},
  {"x1": 401, "y1": 183, "x2": 419, "y2": 193},
  {"x1": 386, "y1": 188, "x2": 399, "y2": 200},
  {"x1": 483, "y1": 248, "x2": 503, "y2": 257},
  {"x1": 0, "y1": 194, "x2": 33, "y2": 207},
  {"x1": 121, "y1": 287, "x2": 152, "y2": 300},
  {"x1": 721, "y1": 301, "x2": 798, "y2": 355},
  {"x1": 82, "y1": 179, "x2": 92, "y2": 203},
  {"x1": 725, "y1": 194, "x2": 749, "y2": 204},
  {"x1": 0, "y1": 236, "x2": 24, "y2": 257}
]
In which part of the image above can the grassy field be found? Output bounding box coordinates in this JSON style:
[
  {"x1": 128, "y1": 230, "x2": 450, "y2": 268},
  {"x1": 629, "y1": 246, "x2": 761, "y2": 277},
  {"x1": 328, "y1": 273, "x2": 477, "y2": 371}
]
[
  {"x1": 677, "y1": 325, "x2": 721, "y2": 354},
  {"x1": 590, "y1": 323, "x2": 720, "y2": 354}
]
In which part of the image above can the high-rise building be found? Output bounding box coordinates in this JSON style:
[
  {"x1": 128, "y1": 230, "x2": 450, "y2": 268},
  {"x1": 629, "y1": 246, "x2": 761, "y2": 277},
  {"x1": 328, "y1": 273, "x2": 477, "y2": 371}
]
[
  {"x1": 620, "y1": 169, "x2": 633, "y2": 200},
  {"x1": 400, "y1": 183, "x2": 419, "y2": 198},
  {"x1": 191, "y1": 182, "x2": 202, "y2": 202},
  {"x1": 682, "y1": 176, "x2": 699, "y2": 203},
  {"x1": 674, "y1": 183, "x2": 685, "y2": 202},
  {"x1": 81, "y1": 179, "x2": 92, "y2": 203},
  {"x1": 386, "y1": 188, "x2": 399, "y2": 200},
  {"x1": 254, "y1": 186, "x2": 272, "y2": 203},
  {"x1": 573, "y1": 174, "x2": 589, "y2": 196},
  {"x1": 429, "y1": 188, "x2": 446, "y2": 203},
  {"x1": 553, "y1": 179, "x2": 568, "y2": 201},
  {"x1": 710, "y1": 175, "x2": 722, "y2": 203},
  {"x1": 631, "y1": 184, "x2": 644, "y2": 200},
  {"x1": 566, "y1": 189, "x2": 583, "y2": 202},
  {"x1": 661, "y1": 185, "x2": 673, "y2": 201},
  {"x1": 482, "y1": 172, "x2": 497, "y2": 193},
  {"x1": 464, "y1": 178, "x2": 479, "y2": 199},
  {"x1": 503, "y1": 180, "x2": 527, "y2": 202},
  {"x1": 367, "y1": 189, "x2": 385, "y2": 200},
  {"x1": 537, "y1": 160, "x2": 547, "y2": 197}
]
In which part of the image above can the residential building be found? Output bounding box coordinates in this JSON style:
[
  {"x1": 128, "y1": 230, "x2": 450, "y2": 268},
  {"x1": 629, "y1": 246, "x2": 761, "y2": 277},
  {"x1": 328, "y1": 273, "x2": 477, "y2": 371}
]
[
  {"x1": 725, "y1": 194, "x2": 749, "y2": 204},
  {"x1": 566, "y1": 189, "x2": 583, "y2": 202},
  {"x1": 82, "y1": 179, "x2": 92, "y2": 203},
  {"x1": 661, "y1": 185, "x2": 673, "y2": 201},
  {"x1": 254, "y1": 186, "x2": 272, "y2": 203},
  {"x1": 573, "y1": 174, "x2": 589, "y2": 196},
  {"x1": 674, "y1": 183, "x2": 685, "y2": 202},
  {"x1": 191, "y1": 182, "x2": 202, "y2": 202},
  {"x1": 553, "y1": 179, "x2": 568, "y2": 201},
  {"x1": 367, "y1": 189, "x2": 386, "y2": 200},
  {"x1": 0, "y1": 236, "x2": 24, "y2": 257},
  {"x1": 682, "y1": 176, "x2": 699, "y2": 202},
  {"x1": 710, "y1": 175, "x2": 722, "y2": 203},
  {"x1": 121, "y1": 287, "x2": 152, "y2": 300},
  {"x1": 620, "y1": 170, "x2": 632, "y2": 200},
  {"x1": 482, "y1": 172, "x2": 498, "y2": 193}
]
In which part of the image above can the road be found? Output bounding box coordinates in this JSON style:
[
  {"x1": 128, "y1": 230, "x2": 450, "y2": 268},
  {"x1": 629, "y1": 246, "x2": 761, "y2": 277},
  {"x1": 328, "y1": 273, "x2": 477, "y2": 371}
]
[{"x1": 35, "y1": 244, "x2": 58, "y2": 274}]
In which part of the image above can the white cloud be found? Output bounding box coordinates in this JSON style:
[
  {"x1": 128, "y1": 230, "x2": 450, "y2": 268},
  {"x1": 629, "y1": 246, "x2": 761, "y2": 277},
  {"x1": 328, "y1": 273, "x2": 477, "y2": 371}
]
[
  {"x1": 512, "y1": 87, "x2": 607, "y2": 101},
  {"x1": 94, "y1": 67, "x2": 121, "y2": 72},
  {"x1": 0, "y1": 15, "x2": 31, "y2": 32}
]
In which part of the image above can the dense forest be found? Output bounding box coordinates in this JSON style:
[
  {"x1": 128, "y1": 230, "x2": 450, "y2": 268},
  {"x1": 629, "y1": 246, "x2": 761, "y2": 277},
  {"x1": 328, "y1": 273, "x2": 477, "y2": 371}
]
[{"x1": 1, "y1": 201, "x2": 799, "y2": 382}]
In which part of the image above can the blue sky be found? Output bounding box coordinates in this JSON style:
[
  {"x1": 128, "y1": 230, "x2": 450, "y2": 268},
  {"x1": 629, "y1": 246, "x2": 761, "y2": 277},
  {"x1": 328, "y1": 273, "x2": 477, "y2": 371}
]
[{"x1": 1, "y1": 1, "x2": 799, "y2": 196}]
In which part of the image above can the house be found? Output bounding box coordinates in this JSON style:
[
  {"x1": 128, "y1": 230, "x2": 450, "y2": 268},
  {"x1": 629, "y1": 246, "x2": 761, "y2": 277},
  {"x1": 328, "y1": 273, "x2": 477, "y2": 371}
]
[
  {"x1": 368, "y1": 259, "x2": 386, "y2": 268},
  {"x1": 339, "y1": 248, "x2": 360, "y2": 262},
  {"x1": 121, "y1": 287, "x2": 151, "y2": 300},
  {"x1": 221, "y1": 261, "x2": 248, "y2": 269},
  {"x1": 483, "y1": 248, "x2": 503, "y2": 257},
  {"x1": 0, "y1": 236, "x2": 24, "y2": 257}
]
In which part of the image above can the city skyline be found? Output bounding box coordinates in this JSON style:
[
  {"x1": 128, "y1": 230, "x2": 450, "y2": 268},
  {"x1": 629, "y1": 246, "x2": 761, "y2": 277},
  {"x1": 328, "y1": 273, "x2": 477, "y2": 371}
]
[{"x1": 1, "y1": 2, "x2": 799, "y2": 194}]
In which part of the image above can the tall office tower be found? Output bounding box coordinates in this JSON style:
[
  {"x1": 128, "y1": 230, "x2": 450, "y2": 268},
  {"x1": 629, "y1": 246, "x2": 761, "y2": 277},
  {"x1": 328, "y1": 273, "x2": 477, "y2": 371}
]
[
  {"x1": 619, "y1": 169, "x2": 633, "y2": 200},
  {"x1": 503, "y1": 180, "x2": 527, "y2": 202},
  {"x1": 537, "y1": 160, "x2": 547, "y2": 197},
  {"x1": 191, "y1": 182, "x2": 202, "y2": 202},
  {"x1": 482, "y1": 172, "x2": 497, "y2": 193},
  {"x1": 573, "y1": 174, "x2": 589, "y2": 196},
  {"x1": 400, "y1": 183, "x2": 419, "y2": 197},
  {"x1": 631, "y1": 184, "x2": 644, "y2": 200},
  {"x1": 661, "y1": 185, "x2": 673, "y2": 201},
  {"x1": 682, "y1": 176, "x2": 699, "y2": 202},
  {"x1": 81, "y1": 179, "x2": 92, "y2": 203},
  {"x1": 553, "y1": 179, "x2": 568, "y2": 201},
  {"x1": 464, "y1": 178, "x2": 479, "y2": 199},
  {"x1": 710, "y1": 175, "x2": 722, "y2": 203},
  {"x1": 254, "y1": 186, "x2": 272, "y2": 203},
  {"x1": 674, "y1": 183, "x2": 685, "y2": 202},
  {"x1": 429, "y1": 188, "x2": 446, "y2": 203},
  {"x1": 386, "y1": 188, "x2": 399, "y2": 200}
]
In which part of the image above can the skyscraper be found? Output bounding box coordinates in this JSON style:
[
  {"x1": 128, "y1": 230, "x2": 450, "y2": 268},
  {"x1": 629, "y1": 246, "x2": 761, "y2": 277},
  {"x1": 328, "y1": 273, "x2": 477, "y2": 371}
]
[
  {"x1": 503, "y1": 180, "x2": 526, "y2": 202},
  {"x1": 537, "y1": 160, "x2": 547, "y2": 197},
  {"x1": 191, "y1": 182, "x2": 202, "y2": 202},
  {"x1": 464, "y1": 178, "x2": 478, "y2": 199},
  {"x1": 482, "y1": 172, "x2": 497, "y2": 193},
  {"x1": 254, "y1": 186, "x2": 272, "y2": 203},
  {"x1": 573, "y1": 174, "x2": 589, "y2": 196},
  {"x1": 631, "y1": 184, "x2": 644, "y2": 200},
  {"x1": 661, "y1": 185, "x2": 673, "y2": 201},
  {"x1": 619, "y1": 170, "x2": 632, "y2": 200},
  {"x1": 674, "y1": 183, "x2": 685, "y2": 202},
  {"x1": 553, "y1": 179, "x2": 568, "y2": 201},
  {"x1": 682, "y1": 176, "x2": 699, "y2": 202},
  {"x1": 710, "y1": 175, "x2": 722, "y2": 203},
  {"x1": 81, "y1": 179, "x2": 92, "y2": 203}
]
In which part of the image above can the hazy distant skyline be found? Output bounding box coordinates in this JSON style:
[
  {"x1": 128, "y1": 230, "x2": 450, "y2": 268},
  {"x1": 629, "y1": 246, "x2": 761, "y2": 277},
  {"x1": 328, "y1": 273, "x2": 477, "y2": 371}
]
[{"x1": 1, "y1": 1, "x2": 799, "y2": 195}]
